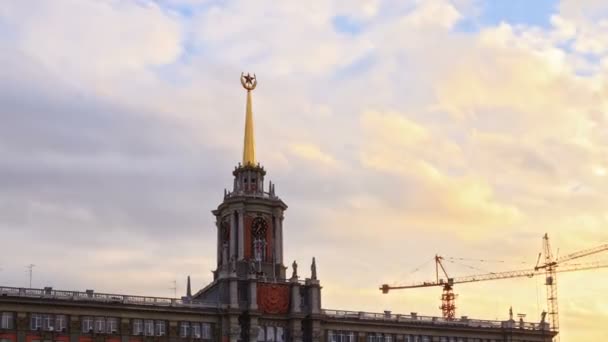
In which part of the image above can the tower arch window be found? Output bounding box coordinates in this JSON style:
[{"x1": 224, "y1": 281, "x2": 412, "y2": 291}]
[{"x1": 251, "y1": 217, "x2": 268, "y2": 262}]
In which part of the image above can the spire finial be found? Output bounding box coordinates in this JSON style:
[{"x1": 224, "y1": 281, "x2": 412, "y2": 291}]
[
  {"x1": 186, "y1": 275, "x2": 192, "y2": 298},
  {"x1": 241, "y1": 72, "x2": 257, "y2": 166}
]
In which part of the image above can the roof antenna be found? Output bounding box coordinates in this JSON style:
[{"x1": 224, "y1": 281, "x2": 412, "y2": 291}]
[
  {"x1": 169, "y1": 280, "x2": 177, "y2": 298},
  {"x1": 26, "y1": 264, "x2": 36, "y2": 288}
]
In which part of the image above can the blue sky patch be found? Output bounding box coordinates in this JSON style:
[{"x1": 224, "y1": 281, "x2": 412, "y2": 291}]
[
  {"x1": 332, "y1": 15, "x2": 364, "y2": 35},
  {"x1": 480, "y1": 0, "x2": 558, "y2": 27}
]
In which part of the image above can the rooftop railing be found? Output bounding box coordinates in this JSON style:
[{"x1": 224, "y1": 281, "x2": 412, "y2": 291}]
[
  {"x1": 322, "y1": 309, "x2": 549, "y2": 331},
  {"x1": 0, "y1": 286, "x2": 218, "y2": 309}
]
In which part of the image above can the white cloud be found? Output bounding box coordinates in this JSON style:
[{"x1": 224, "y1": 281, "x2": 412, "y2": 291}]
[
  {"x1": 2, "y1": 0, "x2": 608, "y2": 339},
  {"x1": 0, "y1": 0, "x2": 182, "y2": 82}
]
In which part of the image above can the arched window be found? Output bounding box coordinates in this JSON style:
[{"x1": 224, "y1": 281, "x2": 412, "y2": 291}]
[{"x1": 251, "y1": 217, "x2": 268, "y2": 261}]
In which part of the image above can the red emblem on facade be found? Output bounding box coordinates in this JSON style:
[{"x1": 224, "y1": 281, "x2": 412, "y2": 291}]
[{"x1": 257, "y1": 283, "x2": 289, "y2": 314}]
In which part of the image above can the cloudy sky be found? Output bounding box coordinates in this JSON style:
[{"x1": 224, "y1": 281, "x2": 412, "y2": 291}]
[{"x1": 2, "y1": 0, "x2": 608, "y2": 340}]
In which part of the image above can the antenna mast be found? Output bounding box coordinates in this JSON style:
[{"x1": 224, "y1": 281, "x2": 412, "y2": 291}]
[{"x1": 26, "y1": 264, "x2": 35, "y2": 288}]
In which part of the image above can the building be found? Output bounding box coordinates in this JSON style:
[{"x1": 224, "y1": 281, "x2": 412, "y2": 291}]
[{"x1": 0, "y1": 74, "x2": 556, "y2": 342}]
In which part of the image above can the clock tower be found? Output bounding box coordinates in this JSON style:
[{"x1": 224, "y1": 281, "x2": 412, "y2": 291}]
[
  {"x1": 194, "y1": 74, "x2": 322, "y2": 342},
  {"x1": 212, "y1": 72, "x2": 287, "y2": 280}
]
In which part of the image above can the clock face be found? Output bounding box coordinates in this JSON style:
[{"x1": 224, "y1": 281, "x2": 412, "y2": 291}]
[{"x1": 251, "y1": 217, "x2": 268, "y2": 238}]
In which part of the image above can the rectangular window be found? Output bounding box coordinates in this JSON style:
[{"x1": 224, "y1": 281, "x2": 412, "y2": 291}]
[
  {"x1": 82, "y1": 316, "x2": 93, "y2": 333},
  {"x1": 202, "y1": 323, "x2": 212, "y2": 340},
  {"x1": 257, "y1": 326, "x2": 265, "y2": 342},
  {"x1": 30, "y1": 314, "x2": 42, "y2": 331},
  {"x1": 266, "y1": 326, "x2": 275, "y2": 342},
  {"x1": 107, "y1": 318, "x2": 118, "y2": 334},
  {"x1": 144, "y1": 320, "x2": 154, "y2": 336},
  {"x1": 276, "y1": 327, "x2": 284, "y2": 342},
  {"x1": 155, "y1": 321, "x2": 165, "y2": 336},
  {"x1": 95, "y1": 317, "x2": 106, "y2": 333},
  {"x1": 1, "y1": 312, "x2": 14, "y2": 329},
  {"x1": 180, "y1": 322, "x2": 190, "y2": 338},
  {"x1": 192, "y1": 323, "x2": 201, "y2": 339},
  {"x1": 42, "y1": 315, "x2": 53, "y2": 331},
  {"x1": 55, "y1": 315, "x2": 66, "y2": 332},
  {"x1": 132, "y1": 319, "x2": 143, "y2": 336}
]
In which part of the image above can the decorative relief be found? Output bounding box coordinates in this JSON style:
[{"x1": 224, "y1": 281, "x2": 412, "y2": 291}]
[
  {"x1": 229, "y1": 326, "x2": 242, "y2": 338},
  {"x1": 290, "y1": 329, "x2": 303, "y2": 339},
  {"x1": 17, "y1": 316, "x2": 29, "y2": 330},
  {"x1": 257, "y1": 283, "x2": 290, "y2": 314}
]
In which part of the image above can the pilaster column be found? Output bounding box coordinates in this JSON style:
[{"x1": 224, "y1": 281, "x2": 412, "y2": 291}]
[
  {"x1": 228, "y1": 316, "x2": 241, "y2": 342},
  {"x1": 168, "y1": 320, "x2": 179, "y2": 342},
  {"x1": 68, "y1": 315, "x2": 79, "y2": 342},
  {"x1": 307, "y1": 280, "x2": 321, "y2": 315},
  {"x1": 311, "y1": 320, "x2": 322, "y2": 342},
  {"x1": 121, "y1": 318, "x2": 130, "y2": 342},
  {"x1": 217, "y1": 219, "x2": 222, "y2": 267},
  {"x1": 290, "y1": 279, "x2": 301, "y2": 314},
  {"x1": 229, "y1": 274, "x2": 239, "y2": 309},
  {"x1": 238, "y1": 209, "x2": 245, "y2": 260},
  {"x1": 16, "y1": 312, "x2": 27, "y2": 342},
  {"x1": 275, "y1": 214, "x2": 284, "y2": 265},
  {"x1": 230, "y1": 213, "x2": 237, "y2": 260},
  {"x1": 289, "y1": 319, "x2": 303, "y2": 342},
  {"x1": 249, "y1": 273, "x2": 258, "y2": 311},
  {"x1": 248, "y1": 316, "x2": 259, "y2": 342}
]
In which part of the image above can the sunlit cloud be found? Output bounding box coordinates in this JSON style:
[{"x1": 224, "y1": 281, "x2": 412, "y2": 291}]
[{"x1": 1, "y1": 0, "x2": 608, "y2": 340}]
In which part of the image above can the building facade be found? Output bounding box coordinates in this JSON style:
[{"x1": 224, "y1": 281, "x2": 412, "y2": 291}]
[{"x1": 0, "y1": 74, "x2": 556, "y2": 342}]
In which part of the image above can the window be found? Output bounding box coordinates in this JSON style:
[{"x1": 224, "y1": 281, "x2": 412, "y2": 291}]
[
  {"x1": 30, "y1": 314, "x2": 42, "y2": 331},
  {"x1": 1, "y1": 312, "x2": 14, "y2": 329},
  {"x1": 179, "y1": 322, "x2": 211, "y2": 340},
  {"x1": 42, "y1": 315, "x2": 52, "y2": 331},
  {"x1": 155, "y1": 321, "x2": 166, "y2": 336},
  {"x1": 180, "y1": 322, "x2": 190, "y2": 338},
  {"x1": 257, "y1": 326, "x2": 265, "y2": 342},
  {"x1": 132, "y1": 319, "x2": 143, "y2": 336},
  {"x1": 106, "y1": 318, "x2": 118, "y2": 334},
  {"x1": 95, "y1": 317, "x2": 106, "y2": 333},
  {"x1": 192, "y1": 323, "x2": 201, "y2": 338},
  {"x1": 144, "y1": 320, "x2": 154, "y2": 336},
  {"x1": 202, "y1": 323, "x2": 212, "y2": 340},
  {"x1": 1, "y1": 339, "x2": 14, "y2": 342},
  {"x1": 55, "y1": 315, "x2": 66, "y2": 332},
  {"x1": 82, "y1": 316, "x2": 94, "y2": 333},
  {"x1": 29, "y1": 314, "x2": 66, "y2": 332},
  {"x1": 329, "y1": 330, "x2": 356, "y2": 342},
  {"x1": 276, "y1": 327, "x2": 284, "y2": 342},
  {"x1": 266, "y1": 326, "x2": 275, "y2": 342}
]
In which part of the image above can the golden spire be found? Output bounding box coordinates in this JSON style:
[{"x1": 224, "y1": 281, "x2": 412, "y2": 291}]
[{"x1": 240, "y1": 72, "x2": 257, "y2": 166}]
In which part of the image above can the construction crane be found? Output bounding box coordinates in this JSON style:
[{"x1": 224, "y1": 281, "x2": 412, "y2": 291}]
[{"x1": 380, "y1": 234, "x2": 608, "y2": 334}]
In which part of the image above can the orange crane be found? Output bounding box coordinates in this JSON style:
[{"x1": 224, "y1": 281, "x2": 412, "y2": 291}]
[{"x1": 380, "y1": 234, "x2": 608, "y2": 335}]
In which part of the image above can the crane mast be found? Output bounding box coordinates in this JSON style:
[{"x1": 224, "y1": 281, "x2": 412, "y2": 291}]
[{"x1": 541, "y1": 234, "x2": 559, "y2": 334}]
